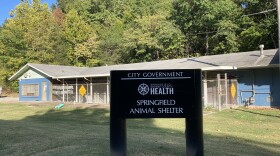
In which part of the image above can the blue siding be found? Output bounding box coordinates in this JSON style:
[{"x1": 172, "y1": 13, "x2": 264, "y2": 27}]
[
  {"x1": 253, "y1": 69, "x2": 271, "y2": 106},
  {"x1": 235, "y1": 70, "x2": 253, "y2": 105},
  {"x1": 271, "y1": 68, "x2": 280, "y2": 107},
  {"x1": 19, "y1": 78, "x2": 51, "y2": 101},
  {"x1": 236, "y1": 69, "x2": 273, "y2": 106}
]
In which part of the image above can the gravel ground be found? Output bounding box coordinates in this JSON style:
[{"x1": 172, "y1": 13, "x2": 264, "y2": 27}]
[{"x1": 0, "y1": 96, "x2": 19, "y2": 103}]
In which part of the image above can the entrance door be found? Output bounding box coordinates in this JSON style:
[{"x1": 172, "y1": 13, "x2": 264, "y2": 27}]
[{"x1": 42, "y1": 82, "x2": 47, "y2": 101}]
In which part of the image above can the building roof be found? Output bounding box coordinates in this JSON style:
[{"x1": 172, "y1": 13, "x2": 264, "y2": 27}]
[
  {"x1": 9, "y1": 49, "x2": 279, "y2": 80},
  {"x1": 9, "y1": 63, "x2": 89, "y2": 80}
]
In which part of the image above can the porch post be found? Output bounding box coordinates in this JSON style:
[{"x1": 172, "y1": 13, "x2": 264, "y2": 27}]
[
  {"x1": 62, "y1": 79, "x2": 65, "y2": 102},
  {"x1": 217, "y1": 74, "x2": 221, "y2": 111},
  {"x1": 203, "y1": 71, "x2": 208, "y2": 107},
  {"x1": 106, "y1": 77, "x2": 110, "y2": 104},
  {"x1": 90, "y1": 78, "x2": 93, "y2": 103},
  {"x1": 76, "y1": 78, "x2": 78, "y2": 103},
  {"x1": 225, "y1": 73, "x2": 228, "y2": 105}
]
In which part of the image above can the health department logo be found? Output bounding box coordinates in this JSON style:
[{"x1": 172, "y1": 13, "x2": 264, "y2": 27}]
[{"x1": 138, "y1": 83, "x2": 149, "y2": 95}]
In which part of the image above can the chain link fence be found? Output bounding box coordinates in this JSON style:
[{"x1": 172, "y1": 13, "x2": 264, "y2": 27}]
[
  {"x1": 52, "y1": 83, "x2": 109, "y2": 104},
  {"x1": 205, "y1": 79, "x2": 238, "y2": 110}
]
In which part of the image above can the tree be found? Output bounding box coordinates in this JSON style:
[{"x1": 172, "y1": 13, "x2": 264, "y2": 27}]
[
  {"x1": 0, "y1": 0, "x2": 69, "y2": 90},
  {"x1": 64, "y1": 9, "x2": 98, "y2": 66},
  {"x1": 171, "y1": 0, "x2": 242, "y2": 55},
  {"x1": 171, "y1": 0, "x2": 277, "y2": 55},
  {"x1": 74, "y1": 36, "x2": 101, "y2": 67},
  {"x1": 238, "y1": 0, "x2": 277, "y2": 51},
  {"x1": 57, "y1": 0, "x2": 185, "y2": 64},
  {"x1": 122, "y1": 15, "x2": 185, "y2": 63},
  {"x1": 96, "y1": 18, "x2": 125, "y2": 65},
  {"x1": 6, "y1": 0, "x2": 69, "y2": 64},
  {"x1": 0, "y1": 19, "x2": 26, "y2": 90}
]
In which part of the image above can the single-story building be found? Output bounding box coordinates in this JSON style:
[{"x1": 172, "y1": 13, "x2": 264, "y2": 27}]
[{"x1": 9, "y1": 48, "x2": 280, "y2": 108}]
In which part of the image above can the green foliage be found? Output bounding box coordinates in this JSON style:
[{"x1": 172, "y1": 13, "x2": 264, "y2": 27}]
[
  {"x1": 238, "y1": 0, "x2": 277, "y2": 51},
  {"x1": 122, "y1": 15, "x2": 185, "y2": 63},
  {"x1": 96, "y1": 18, "x2": 125, "y2": 65},
  {"x1": 171, "y1": 0, "x2": 242, "y2": 55},
  {"x1": 0, "y1": 7, "x2": 27, "y2": 90},
  {"x1": 171, "y1": 0, "x2": 277, "y2": 55},
  {"x1": 0, "y1": 0, "x2": 70, "y2": 91},
  {"x1": 4, "y1": 0, "x2": 69, "y2": 65},
  {"x1": 64, "y1": 9, "x2": 98, "y2": 66},
  {"x1": 0, "y1": 0, "x2": 277, "y2": 91}
]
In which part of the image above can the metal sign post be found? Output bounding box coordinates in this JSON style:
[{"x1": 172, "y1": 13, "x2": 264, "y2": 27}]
[{"x1": 110, "y1": 69, "x2": 203, "y2": 156}]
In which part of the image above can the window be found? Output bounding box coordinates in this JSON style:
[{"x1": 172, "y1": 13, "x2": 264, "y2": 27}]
[{"x1": 21, "y1": 84, "x2": 39, "y2": 96}]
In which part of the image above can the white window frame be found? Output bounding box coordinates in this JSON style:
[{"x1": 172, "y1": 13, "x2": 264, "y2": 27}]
[{"x1": 21, "y1": 84, "x2": 39, "y2": 97}]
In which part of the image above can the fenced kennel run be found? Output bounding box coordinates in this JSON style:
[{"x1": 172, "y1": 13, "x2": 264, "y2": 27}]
[
  {"x1": 51, "y1": 77, "x2": 110, "y2": 104},
  {"x1": 203, "y1": 72, "x2": 238, "y2": 110},
  {"x1": 50, "y1": 72, "x2": 238, "y2": 108}
]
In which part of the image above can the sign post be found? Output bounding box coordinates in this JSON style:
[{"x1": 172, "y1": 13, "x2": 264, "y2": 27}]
[{"x1": 110, "y1": 69, "x2": 203, "y2": 156}]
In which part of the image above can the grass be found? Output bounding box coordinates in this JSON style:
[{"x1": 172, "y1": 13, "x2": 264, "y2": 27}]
[{"x1": 0, "y1": 103, "x2": 279, "y2": 156}]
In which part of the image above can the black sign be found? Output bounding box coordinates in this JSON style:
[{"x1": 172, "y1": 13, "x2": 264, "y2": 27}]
[
  {"x1": 110, "y1": 69, "x2": 203, "y2": 156},
  {"x1": 111, "y1": 70, "x2": 200, "y2": 118}
]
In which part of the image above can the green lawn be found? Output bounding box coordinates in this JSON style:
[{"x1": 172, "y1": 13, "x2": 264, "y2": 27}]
[{"x1": 0, "y1": 103, "x2": 279, "y2": 156}]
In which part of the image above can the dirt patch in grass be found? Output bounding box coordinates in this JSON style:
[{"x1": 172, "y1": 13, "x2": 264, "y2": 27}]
[{"x1": 246, "y1": 106, "x2": 280, "y2": 110}]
